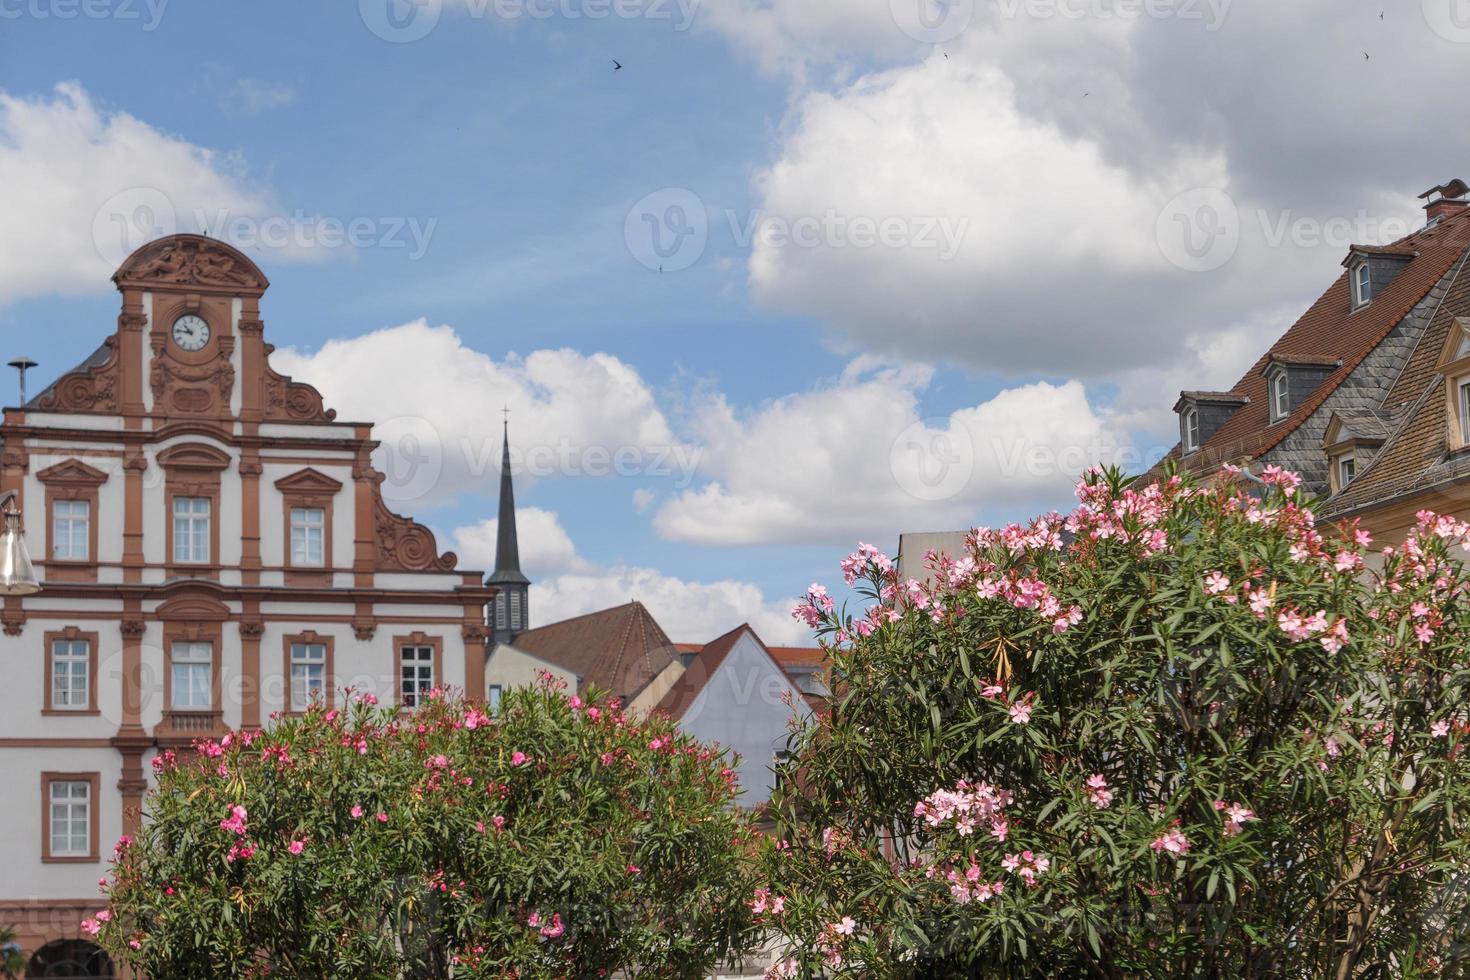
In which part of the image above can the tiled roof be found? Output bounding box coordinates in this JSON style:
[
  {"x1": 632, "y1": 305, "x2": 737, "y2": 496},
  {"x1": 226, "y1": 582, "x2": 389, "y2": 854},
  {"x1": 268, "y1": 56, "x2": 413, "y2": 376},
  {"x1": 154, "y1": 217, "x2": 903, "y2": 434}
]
[
  {"x1": 767, "y1": 646, "x2": 825, "y2": 669},
  {"x1": 1173, "y1": 208, "x2": 1470, "y2": 473},
  {"x1": 1323, "y1": 244, "x2": 1470, "y2": 516},
  {"x1": 510, "y1": 600, "x2": 677, "y2": 701}
]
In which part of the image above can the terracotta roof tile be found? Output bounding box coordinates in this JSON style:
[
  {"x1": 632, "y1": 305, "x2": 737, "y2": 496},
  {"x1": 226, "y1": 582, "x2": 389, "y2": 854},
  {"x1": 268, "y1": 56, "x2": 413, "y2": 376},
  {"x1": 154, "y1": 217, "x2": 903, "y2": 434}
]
[{"x1": 511, "y1": 601, "x2": 677, "y2": 701}]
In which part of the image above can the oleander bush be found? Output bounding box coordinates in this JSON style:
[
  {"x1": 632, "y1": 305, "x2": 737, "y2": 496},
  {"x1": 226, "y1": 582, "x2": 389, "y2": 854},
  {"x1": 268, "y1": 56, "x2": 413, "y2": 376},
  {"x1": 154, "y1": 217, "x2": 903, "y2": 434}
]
[
  {"x1": 87, "y1": 683, "x2": 755, "y2": 979},
  {"x1": 760, "y1": 466, "x2": 1470, "y2": 978}
]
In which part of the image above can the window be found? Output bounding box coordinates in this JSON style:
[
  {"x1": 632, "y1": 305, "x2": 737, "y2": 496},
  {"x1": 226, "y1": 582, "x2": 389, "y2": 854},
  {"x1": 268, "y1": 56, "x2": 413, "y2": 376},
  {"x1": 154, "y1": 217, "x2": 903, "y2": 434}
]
[
  {"x1": 510, "y1": 591, "x2": 522, "y2": 630},
  {"x1": 495, "y1": 595, "x2": 507, "y2": 630},
  {"x1": 1352, "y1": 261, "x2": 1371, "y2": 307},
  {"x1": 170, "y1": 641, "x2": 213, "y2": 710},
  {"x1": 1270, "y1": 370, "x2": 1290, "y2": 422},
  {"x1": 47, "y1": 778, "x2": 92, "y2": 859},
  {"x1": 289, "y1": 642, "x2": 328, "y2": 712},
  {"x1": 50, "y1": 638, "x2": 90, "y2": 710},
  {"x1": 172, "y1": 497, "x2": 211, "y2": 564},
  {"x1": 488, "y1": 684, "x2": 503, "y2": 714},
  {"x1": 1460, "y1": 380, "x2": 1470, "y2": 449},
  {"x1": 51, "y1": 500, "x2": 89, "y2": 561},
  {"x1": 1181, "y1": 407, "x2": 1200, "y2": 452},
  {"x1": 290, "y1": 507, "x2": 326, "y2": 566},
  {"x1": 400, "y1": 645, "x2": 435, "y2": 707},
  {"x1": 1339, "y1": 456, "x2": 1357, "y2": 487}
]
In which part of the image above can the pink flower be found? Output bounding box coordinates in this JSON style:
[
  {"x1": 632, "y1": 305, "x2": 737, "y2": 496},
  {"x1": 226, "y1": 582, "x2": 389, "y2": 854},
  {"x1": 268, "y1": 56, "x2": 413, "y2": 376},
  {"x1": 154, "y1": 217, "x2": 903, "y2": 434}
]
[
  {"x1": 627, "y1": 864, "x2": 640, "y2": 875},
  {"x1": 538, "y1": 912, "x2": 565, "y2": 939},
  {"x1": 288, "y1": 839, "x2": 306, "y2": 856},
  {"x1": 1217, "y1": 801, "x2": 1257, "y2": 837},
  {"x1": 376, "y1": 812, "x2": 389, "y2": 823},
  {"x1": 1203, "y1": 571, "x2": 1230, "y2": 595},
  {"x1": 1008, "y1": 698, "x2": 1033, "y2": 725},
  {"x1": 832, "y1": 916, "x2": 856, "y2": 936},
  {"x1": 510, "y1": 751, "x2": 529, "y2": 767},
  {"x1": 1432, "y1": 719, "x2": 1452, "y2": 738},
  {"x1": 1085, "y1": 773, "x2": 1113, "y2": 809},
  {"x1": 350, "y1": 805, "x2": 364, "y2": 820},
  {"x1": 1151, "y1": 827, "x2": 1190, "y2": 857}
]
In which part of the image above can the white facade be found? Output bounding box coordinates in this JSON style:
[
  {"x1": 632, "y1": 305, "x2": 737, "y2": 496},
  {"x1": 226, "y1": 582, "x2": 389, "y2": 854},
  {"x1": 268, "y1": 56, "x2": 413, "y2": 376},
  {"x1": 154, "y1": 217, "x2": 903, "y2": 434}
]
[{"x1": 0, "y1": 236, "x2": 491, "y2": 974}]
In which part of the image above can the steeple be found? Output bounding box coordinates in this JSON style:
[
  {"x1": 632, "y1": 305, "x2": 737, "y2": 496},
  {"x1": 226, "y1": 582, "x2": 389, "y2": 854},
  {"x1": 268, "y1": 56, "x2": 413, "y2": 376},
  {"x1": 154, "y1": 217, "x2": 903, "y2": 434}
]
[{"x1": 488, "y1": 415, "x2": 530, "y2": 646}]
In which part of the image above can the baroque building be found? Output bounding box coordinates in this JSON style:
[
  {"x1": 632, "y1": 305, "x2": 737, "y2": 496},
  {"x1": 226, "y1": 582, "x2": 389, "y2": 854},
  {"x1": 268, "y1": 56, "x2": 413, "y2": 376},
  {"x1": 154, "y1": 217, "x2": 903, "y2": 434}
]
[{"x1": 0, "y1": 234, "x2": 492, "y2": 974}]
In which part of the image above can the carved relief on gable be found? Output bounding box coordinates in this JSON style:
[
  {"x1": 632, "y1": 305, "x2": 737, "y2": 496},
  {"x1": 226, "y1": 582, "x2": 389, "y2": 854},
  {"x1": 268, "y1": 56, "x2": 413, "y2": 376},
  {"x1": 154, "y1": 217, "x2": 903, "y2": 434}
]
[
  {"x1": 113, "y1": 236, "x2": 267, "y2": 292},
  {"x1": 149, "y1": 333, "x2": 235, "y2": 417},
  {"x1": 262, "y1": 342, "x2": 337, "y2": 424},
  {"x1": 34, "y1": 337, "x2": 120, "y2": 414},
  {"x1": 374, "y1": 494, "x2": 457, "y2": 572}
]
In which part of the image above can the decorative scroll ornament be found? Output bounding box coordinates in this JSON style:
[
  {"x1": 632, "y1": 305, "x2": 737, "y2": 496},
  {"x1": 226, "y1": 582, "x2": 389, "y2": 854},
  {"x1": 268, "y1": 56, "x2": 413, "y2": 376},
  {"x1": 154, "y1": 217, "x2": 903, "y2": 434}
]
[
  {"x1": 263, "y1": 343, "x2": 337, "y2": 423},
  {"x1": 35, "y1": 338, "x2": 120, "y2": 414},
  {"x1": 374, "y1": 496, "x2": 457, "y2": 572}
]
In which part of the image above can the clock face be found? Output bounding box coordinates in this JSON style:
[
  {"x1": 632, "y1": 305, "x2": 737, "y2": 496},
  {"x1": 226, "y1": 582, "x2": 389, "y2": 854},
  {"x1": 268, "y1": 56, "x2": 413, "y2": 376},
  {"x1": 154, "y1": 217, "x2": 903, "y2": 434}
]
[{"x1": 171, "y1": 314, "x2": 211, "y2": 352}]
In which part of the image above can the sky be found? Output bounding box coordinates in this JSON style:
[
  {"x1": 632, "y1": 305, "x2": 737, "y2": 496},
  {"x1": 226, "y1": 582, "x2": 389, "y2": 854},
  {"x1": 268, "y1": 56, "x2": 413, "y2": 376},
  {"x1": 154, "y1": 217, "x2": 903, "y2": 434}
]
[{"x1": 4, "y1": 0, "x2": 1470, "y2": 644}]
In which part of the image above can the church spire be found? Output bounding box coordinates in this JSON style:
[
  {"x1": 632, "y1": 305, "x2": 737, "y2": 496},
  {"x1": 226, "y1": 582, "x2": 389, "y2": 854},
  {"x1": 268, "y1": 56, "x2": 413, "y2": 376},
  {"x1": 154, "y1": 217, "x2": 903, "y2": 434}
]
[{"x1": 489, "y1": 414, "x2": 529, "y2": 646}]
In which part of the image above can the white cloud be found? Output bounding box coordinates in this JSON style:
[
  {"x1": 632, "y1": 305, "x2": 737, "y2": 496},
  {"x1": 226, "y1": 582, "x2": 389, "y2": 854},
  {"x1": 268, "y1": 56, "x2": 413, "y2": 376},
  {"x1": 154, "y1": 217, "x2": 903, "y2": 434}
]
[
  {"x1": 0, "y1": 82, "x2": 271, "y2": 302},
  {"x1": 653, "y1": 358, "x2": 1130, "y2": 545},
  {"x1": 452, "y1": 506, "x2": 591, "y2": 576},
  {"x1": 272, "y1": 320, "x2": 690, "y2": 508},
  {"x1": 219, "y1": 79, "x2": 297, "y2": 117},
  {"x1": 532, "y1": 564, "x2": 810, "y2": 645},
  {"x1": 449, "y1": 506, "x2": 811, "y2": 644}
]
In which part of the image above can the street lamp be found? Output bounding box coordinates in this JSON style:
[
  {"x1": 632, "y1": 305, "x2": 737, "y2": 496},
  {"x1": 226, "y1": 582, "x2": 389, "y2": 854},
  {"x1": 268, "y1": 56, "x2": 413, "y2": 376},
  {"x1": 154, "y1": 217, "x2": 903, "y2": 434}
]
[{"x1": 0, "y1": 489, "x2": 40, "y2": 595}]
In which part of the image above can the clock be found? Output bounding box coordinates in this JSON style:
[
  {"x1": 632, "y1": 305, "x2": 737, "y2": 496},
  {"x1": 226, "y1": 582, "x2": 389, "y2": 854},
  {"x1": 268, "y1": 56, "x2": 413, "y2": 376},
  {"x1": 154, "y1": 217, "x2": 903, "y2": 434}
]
[{"x1": 171, "y1": 314, "x2": 211, "y2": 352}]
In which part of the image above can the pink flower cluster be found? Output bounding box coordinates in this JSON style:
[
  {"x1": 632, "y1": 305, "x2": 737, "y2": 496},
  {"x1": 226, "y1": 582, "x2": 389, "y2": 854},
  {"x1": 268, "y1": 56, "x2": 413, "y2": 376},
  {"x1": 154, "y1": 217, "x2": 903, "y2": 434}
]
[
  {"x1": 1150, "y1": 826, "x2": 1190, "y2": 857},
  {"x1": 1213, "y1": 799, "x2": 1257, "y2": 837},
  {"x1": 791, "y1": 583, "x2": 834, "y2": 627},
  {"x1": 913, "y1": 781, "x2": 1013, "y2": 840},
  {"x1": 940, "y1": 860, "x2": 1003, "y2": 904},
  {"x1": 975, "y1": 572, "x2": 1083, "y2": 634},
  {"x1": 1085, "y1": 773, "x2": 1113, "y2": 809},
  {"x1": 840, "y1": 541, "x2": 892, "y2": 583},
  {"x1": 1000, "y1": 849, "x2": 1050, "y2": 887},
  {"x1": 526, "y1": 911, "x2": 564, "y2": 939},
  {"x1": 1276, "y1": 606, "x2": 1349, "y2": 653},
  {"x1": 748, "y1": 887, "x2": 788, "y2": 918}
]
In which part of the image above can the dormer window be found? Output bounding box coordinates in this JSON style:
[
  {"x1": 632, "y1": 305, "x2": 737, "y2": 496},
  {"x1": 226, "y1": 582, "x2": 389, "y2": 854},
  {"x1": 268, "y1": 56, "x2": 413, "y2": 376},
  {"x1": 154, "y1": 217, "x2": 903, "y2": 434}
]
[
  {"x1": 1351, "y1": 261, "x2": 1371, "y2": 308},
  {"x1": 1435, "y1": 318, "x2": 1470, "y2": 451},
  {"x1": 1338, "y1": 456, "x2": 1356, "y2": 487},
  {"x1": 1322, "y1": 410, "x2": 1391, "y2": 497},
  {"x1": 1270, "y1": 368, "x2": 1290, "y2": 421},
  {"x1": 1173, "y1": 390, "x2": 1248, "y2": 455}
]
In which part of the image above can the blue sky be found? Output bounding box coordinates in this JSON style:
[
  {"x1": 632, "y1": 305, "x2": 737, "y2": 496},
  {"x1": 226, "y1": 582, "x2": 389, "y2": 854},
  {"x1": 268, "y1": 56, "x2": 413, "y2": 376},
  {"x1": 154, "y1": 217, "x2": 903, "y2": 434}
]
[{"x1": 5, "y1": 0, "x2": 1470, "y2": 641}]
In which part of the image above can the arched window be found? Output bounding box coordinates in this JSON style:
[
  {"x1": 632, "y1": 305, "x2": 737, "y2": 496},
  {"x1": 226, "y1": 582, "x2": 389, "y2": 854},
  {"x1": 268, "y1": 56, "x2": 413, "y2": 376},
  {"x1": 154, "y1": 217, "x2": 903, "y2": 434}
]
[{"x1": 26, "y1": 940, "x2": 114, "y2": 978}]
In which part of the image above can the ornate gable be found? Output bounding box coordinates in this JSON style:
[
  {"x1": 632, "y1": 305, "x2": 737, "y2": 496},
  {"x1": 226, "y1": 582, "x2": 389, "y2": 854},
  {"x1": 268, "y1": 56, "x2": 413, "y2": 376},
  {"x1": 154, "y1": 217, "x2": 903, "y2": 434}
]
[
  {"x1": 35, "y1": 459, "x2": 110, "y2": 486},
  {"x1": 33, "y1": 337, "x2": 120, "y2": 414},
  {"x1": 274, "y1": 468, "x2": 344, "y2": 494},
  {"x1": 261, "y1": 342, "x2": 337, "y2": 423},
  {"x1": 114, "y1": 235, "x2": 267, "y2": 294}
]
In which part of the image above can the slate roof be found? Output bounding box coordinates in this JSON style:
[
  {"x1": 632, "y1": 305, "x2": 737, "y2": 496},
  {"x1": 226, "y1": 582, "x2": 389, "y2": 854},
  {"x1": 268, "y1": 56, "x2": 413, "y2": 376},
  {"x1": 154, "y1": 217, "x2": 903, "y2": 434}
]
[
  {"x1": 1170, "y1": 207, "x2": 1470, "y2": 473},
  {"x1": 1322, "y1": 241, "x2": 1470, "y2": 516},
  {"x1": 510, "y1": 600, "x2": 677, "y2": 701}
]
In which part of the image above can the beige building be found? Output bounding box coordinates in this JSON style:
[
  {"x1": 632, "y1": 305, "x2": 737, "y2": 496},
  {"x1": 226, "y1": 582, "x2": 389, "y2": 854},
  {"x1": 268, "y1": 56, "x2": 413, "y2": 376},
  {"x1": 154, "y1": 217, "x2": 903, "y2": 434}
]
[{"x1": 0, "y1": 235, "x2": 492, "y2": 975}]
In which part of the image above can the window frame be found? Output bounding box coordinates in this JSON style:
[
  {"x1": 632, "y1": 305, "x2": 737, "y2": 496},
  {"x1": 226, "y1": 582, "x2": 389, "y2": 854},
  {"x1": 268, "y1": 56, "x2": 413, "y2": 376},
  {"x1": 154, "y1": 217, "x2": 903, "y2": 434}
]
[
  {"x1": 283, "y1": 631, "x2": 335, "y2": 713},
  {"x1": 1181, "y1": 406, "x2": 1200, "y2": 452},
  {"x1": 158, "y1": 443, "x2": 229, "y2": 578},
  {"x1": 40, "y1": 772, "x2": 100, "y2": 863},
  {"x1": 275, "y1": 468, "x2": 343, "y2": 585},
  {"x1": 290, "y1": 506, "x2": 326, "y2": 567},
  {"x1": 168, "y1": 639, "x2": 216, "y2": 712},
  {"x1": 42, "y1": 628, "x2": 99, "y2": 715},
  {"x1": 1269, "y1": 369, "x2": 1290, "y2": 422},
  {"x1": 37, "y1": 458, "x2": 108, "y2": 583},
  {"x1": 1351, "y1": 260, "x2": 1372, "y2": 308},
  {"x1": 488, "y1": 683, "x2": 503, "y2": 714},
  {"x1": 1338, "y1": 456, "x2": 1357, "y2": 488},
  {"x1": 171, "y1": 496, "x2": 212, "y2": 565},
  {"x1": 395, "y1": 633, "x2": 443, "y2": 710}
]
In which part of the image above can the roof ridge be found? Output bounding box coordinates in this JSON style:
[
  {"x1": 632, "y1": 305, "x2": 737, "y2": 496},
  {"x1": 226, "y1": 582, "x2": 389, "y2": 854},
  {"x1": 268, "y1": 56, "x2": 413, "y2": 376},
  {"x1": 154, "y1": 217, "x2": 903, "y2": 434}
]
[{"x1": 513, "y1": 599, "x2": 642, "y2": 637}]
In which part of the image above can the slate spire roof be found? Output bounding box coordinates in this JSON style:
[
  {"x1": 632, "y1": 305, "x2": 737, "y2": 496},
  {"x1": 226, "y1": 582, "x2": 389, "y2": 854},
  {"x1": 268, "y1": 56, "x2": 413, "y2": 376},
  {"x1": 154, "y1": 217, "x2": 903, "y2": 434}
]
[{"x1": 488, "y1": 419, "x2": 528, "y2": 587}]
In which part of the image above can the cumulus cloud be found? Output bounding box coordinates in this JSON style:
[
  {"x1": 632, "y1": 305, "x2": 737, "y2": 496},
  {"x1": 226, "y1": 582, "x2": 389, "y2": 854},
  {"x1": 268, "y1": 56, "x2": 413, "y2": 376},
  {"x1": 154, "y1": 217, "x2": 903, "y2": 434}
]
[
  {"x1": 0, "y1": 82, "x2": 272, "y2": 302},
  {"x1": 451, "y1": 506, "x2": 591, "y2": 576},
  {"x1": 653, "y1": 358, "x2": 1132, "y2": 545},
  {"x1": 701, "y1": 2, "x2": 1470, "y2": 423},
  {"x1": 272, "y1": 320, "x2": 691, "y2": 508}
]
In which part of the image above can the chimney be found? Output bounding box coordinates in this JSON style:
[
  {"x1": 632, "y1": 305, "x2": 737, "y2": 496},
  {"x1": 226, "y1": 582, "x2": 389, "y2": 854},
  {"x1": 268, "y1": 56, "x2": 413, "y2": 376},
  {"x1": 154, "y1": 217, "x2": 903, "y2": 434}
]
[{"x1": 1420, "y1": 179, "x2": 1470, "y2": 225}]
